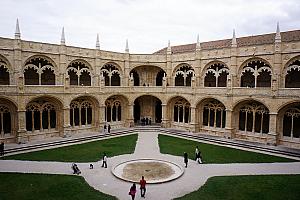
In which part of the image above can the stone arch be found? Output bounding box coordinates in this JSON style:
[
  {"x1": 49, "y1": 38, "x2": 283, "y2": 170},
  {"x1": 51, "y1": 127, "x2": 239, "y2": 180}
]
[
  {"x1": 69, "y1": 95, "x2": 99, "y2": 128},
  {"x1": 104, "y1": 95, "x2": 129, "y2": 125},
  {"x1": 277, "y1": 102, "x2": 300, "y2": 140},
  {"x1": 129, "y1": 65, "x2": 166, "y2": 86},
  {"x1": 173, "y1": 63, "x2": 195, "y2": 86},
  {"x1": 0, "y1": 97, "x2": 18, "y2": 142},
  {"x1": 67, "y1": 59, "x2": 93, "y2": 86},
  {"x1": 239, "y1": 57, "x2": 272, "y2": 88},
  {"x1": 196, "y1": 98, "x2": 227, "y2": 131},
  {"x1": 167, "y1": 96, "x2": 191, "y2": 125},
  {"x1": 101, "y1": 62, "x2": 122, "y2": 86},
  {"x1": 133, "y1": 95, "x2": 163, "y2": 124},
  {"x1": 23, "y1": 55, "x2": 57, "y2": 85},
  {"x1": 25, "y1": 96, "x2": 63, "y2": 135},
  {"x1": 284, "y1": 56, "x2": 300, "y2": 88},
  {"x1": 233, "y1": 99, "x2": 270, "y2": 134},
  {"x1": 202, "y1": 61, "x2": 229, "y2": 87},
  {"x1": 0, "y1": 54, "x2": 11, "y2": 85}
]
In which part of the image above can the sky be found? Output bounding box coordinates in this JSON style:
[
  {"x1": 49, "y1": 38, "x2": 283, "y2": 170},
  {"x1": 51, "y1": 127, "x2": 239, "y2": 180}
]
[{"x1": 0, "y1": 0, "x2": 299, "y2": 53}]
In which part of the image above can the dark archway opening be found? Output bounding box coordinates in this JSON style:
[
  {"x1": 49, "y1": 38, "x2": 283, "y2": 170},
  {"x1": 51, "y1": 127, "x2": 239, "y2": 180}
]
[
  {"x1": 156, "y1": 70, "x2": 164, "y2": 86},
  {"x1": 134, "y1": 96, "x2": 162, "y2": 125}
]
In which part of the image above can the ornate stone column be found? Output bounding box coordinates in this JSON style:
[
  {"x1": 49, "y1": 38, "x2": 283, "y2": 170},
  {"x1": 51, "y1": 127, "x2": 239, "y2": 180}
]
[
  {"x1": 267, "y1": 112, "x2": 278, "y2": 145},
  {"x1": 225, "y1": 109, "x2": 234, "y2": 139},
  {"x1": 62, "y1": 106, "x2": 71, "y2": 137},
  {"x1": 161, "y1": 104, "x2": 169, "y2": 128},
  {"x1": 127, "y1": 103, "x2": 134, "y2": 127},
  {"x1": 16, "y1": 109, "x2": 27, "y2": 143},
  {"x1": 189, "y1": 106, "x2": 197, "y2": 132}
]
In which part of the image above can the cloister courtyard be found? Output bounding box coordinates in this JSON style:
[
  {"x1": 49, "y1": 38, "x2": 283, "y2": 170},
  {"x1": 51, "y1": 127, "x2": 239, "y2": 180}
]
[{"x1": 1, "y1": 127, "x2": 300, "y2": 200}]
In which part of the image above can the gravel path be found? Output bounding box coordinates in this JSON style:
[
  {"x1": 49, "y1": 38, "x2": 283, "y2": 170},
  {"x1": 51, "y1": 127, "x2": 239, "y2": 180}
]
[{"x1": 1, "y1": 131, "x2": 300, "y2": 200}]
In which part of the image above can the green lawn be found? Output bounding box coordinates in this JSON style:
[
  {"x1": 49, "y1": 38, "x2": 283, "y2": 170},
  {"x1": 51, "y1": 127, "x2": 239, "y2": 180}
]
[
  {"x1": 0, "y1": 173, "x2": 117, "y2": 200},
  {"x1": 176, "y1": 175, "x2": 300, "y2": 200},
  {"x1": 3, "y1": 134, "x2": 137, "y2": 162},
  {"x1": 158, "y1": 134, "x2": 295, "y2": 163}
]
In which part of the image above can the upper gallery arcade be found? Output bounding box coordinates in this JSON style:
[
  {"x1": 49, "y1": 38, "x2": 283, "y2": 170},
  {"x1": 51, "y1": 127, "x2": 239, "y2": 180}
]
[{"x1": 0, "y1": 20, "x2": 300, "y2": 149}]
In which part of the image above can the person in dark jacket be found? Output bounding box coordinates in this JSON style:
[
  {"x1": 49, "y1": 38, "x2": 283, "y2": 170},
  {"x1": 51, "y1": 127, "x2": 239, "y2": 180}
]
[
  {"x1": 129, "y1": 183, "x2": 137, "y2": 200},
  {"x1": 108, "y1": 124, "x2": 111, "y2": 133},
  {"x1": 184, "y1": 152, "x2": 188, "y2": 168},
  {"x1": 0, "y1": 142, "x2": 4, "y2": 156}
]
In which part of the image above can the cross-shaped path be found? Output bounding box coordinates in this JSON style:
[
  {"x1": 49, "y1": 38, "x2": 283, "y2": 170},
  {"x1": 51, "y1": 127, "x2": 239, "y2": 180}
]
[{"x1": 1, "y1": 131, "x2": 300, "y2": 200}]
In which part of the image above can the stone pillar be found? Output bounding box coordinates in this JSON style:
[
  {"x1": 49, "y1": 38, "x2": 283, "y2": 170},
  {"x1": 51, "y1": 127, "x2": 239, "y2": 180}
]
[
  {"x1": 225, "y1": 109, "x2": 234, "y2": 139},
  {"x1": 124, "y1": 53, "x2": 130, "y2": 86},
  {"x1": 99, "y1": 104, "x2": 106, "y2": 128},
  {"x1": 127, "y1": 103, "x2": 134, "y2": 127},
  {"x1": 14, "y1": 37, "x2": 23, "y2": 90},
  {"x1": 161, "y1": 104, "x2": 169, "y2": 128},
  {"x1": 63, "y1": 107, "x2": 71, "y2": 137},
  {"x1": 189, "y1": 106, "x2": 197, "y2": 132},
  {"x1": 16, "y1": 110, "x2": 27, "y2": 143},
  {"x1": 267, "y1": 112, "x2": 278, "y2": 145},
  {"x1": 230, "y1": 44, "x2": 238, "y2": 87}
]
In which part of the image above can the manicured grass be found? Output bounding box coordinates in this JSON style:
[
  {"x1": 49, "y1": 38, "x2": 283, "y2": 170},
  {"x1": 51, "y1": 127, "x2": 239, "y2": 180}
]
[
  {"x1": 3, "y1": 134, "x2": 137, "y2": 162},
  {"x1": 158, "y1": 134, "x2": 295, "y2": 163},
  {"x1": 0, "y1": 172, "x2": 117, "y2": 200},
  {"x1": 175, "y1": 175, "x2": 300, "y2": 200}
]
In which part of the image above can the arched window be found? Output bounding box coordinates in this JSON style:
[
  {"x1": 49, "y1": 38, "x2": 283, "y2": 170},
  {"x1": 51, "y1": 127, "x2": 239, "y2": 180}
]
[
  {"x1": 0, "y1": 105, "x2": 11, "y2": 135},
  {"x1": 24, "y1": 57, "x2": 55, "y2": 85},
  {"x1": 26, "y1": 101, "x2": 57, "y2": 132},
  {"x1": 203, "y1": 100, "x2": 226, "y2": 128},
  {"x1": 238, "y1": 102, "x2": 269, "y2": 134},
  {"x1": 241, "y1": 60, "x2": 272, "y2": 88},
  {"x1": 67, "y1": 61, "x2": 91, "y2": 86},
  {"x1": 0, "y1": 59, "x2": 9, "y2": 85},
  {"x1": 105, "y1": 98, "x2": 121, "y2": 122},
  {"x1": 101, "y1": 64, "x2": 121, "y2": 86},
  {"x1": 204, "y1": 63, "x2": 229, "y2": 87},
  {"x1": 285, "y1": 60, "x2": 300, "y2": 88},
  {"x1": 175, "y1": 65, "x2": 194, "y2": 86},
  {"x1": 283, "y1": 105, "x2": 300, "y2": 138},
  {"x1": 70, "y1": 99, "x2": 93, "y2": 127},
  {"x1": 173, "y1": 98, "x2": 190, "y2": 123}
]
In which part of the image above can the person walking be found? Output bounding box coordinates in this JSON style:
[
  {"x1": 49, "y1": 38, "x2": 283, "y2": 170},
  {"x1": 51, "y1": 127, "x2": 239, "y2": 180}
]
[
  {"x1": 0, "y1": 142, "x2": 4, "y2": 156},
  {"x1": 184, "y1": 152, "x2": 188, "y2": 168},
  {"x1": 139, "y1": 176, "x2": 146, "y2": 198},
  {"x1": 129, "y1": 183, "x2": 137, "y2": 200},
  {"x1": 195, "y1": 146, "x2": 199, "y2": 161},
  {"x1": 108, "y1": 124, "x2": 111, "y2": 133},
  {"x1": 197, "y1": 149, "x2": 203, "y2": 164},
  {"x1": 103, "y1": 124, "x2": 107, "y2": 133},
  {"x1": 101, "y1": 152, "x2": 107, "y2": 168}
]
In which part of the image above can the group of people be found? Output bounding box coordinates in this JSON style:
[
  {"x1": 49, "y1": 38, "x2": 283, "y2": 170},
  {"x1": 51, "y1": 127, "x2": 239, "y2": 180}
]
[
  {"x1": 129, "y1": 176, "x2": 147, "y2": 200},
  {"x1": 183, "y1": 146, "x2": 203, "y2": 168},
  {"x1": 140, "y1": 117, "x2": 151, "y2": 126},
  {"x1": 0, "y1": 142, "x2": 4, "y2": 156},
  {"x1": 70, "y1": 147, "x2": 203, "y2": 199},
  {"x1": 103, "y1": 124, "x2": 111, "y2": 133},
  {"x1": 71, "y1": 152, "x2": 108, "y2": 174}
]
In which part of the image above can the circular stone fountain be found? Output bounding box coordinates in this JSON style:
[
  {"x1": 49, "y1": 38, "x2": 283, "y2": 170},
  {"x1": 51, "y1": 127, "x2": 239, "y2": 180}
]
[{"x1": 112, "y1": 159, "x2": 184, "y2": 183}]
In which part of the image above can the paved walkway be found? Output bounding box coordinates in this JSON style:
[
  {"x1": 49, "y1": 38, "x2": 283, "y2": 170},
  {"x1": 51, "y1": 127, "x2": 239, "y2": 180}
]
[{"x1": 1, "y1": 131, "x2": 300, "y2": 200}]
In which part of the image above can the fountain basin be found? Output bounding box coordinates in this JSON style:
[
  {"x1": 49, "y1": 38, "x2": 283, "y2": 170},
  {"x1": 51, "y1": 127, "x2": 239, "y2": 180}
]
[{"x1": 112, "y1": 159, "x2": 184, "y2": 184}]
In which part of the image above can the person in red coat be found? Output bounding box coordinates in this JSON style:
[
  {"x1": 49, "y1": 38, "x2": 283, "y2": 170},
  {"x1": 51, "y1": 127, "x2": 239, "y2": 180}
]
[{"x1": 139, "y1": 176, "x2": 146, "y2": 198}]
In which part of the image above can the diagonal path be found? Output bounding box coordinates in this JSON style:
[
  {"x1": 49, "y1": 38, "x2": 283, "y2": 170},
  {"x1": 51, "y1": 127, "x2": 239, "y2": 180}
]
[{"x1": 0, "y1": 131, "x2": 300, "y2": 200}]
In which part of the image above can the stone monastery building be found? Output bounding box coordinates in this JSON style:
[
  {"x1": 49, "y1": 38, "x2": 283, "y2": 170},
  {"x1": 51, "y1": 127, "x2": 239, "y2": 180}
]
[{"x1": 0, "y1": 20, "x2": 300, "y2": 149}]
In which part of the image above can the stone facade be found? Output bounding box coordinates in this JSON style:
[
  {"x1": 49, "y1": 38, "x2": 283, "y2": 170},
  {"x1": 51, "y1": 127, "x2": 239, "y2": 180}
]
[{"x1": 0, "y1": 24, "x2": 300, "y2": 149}]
